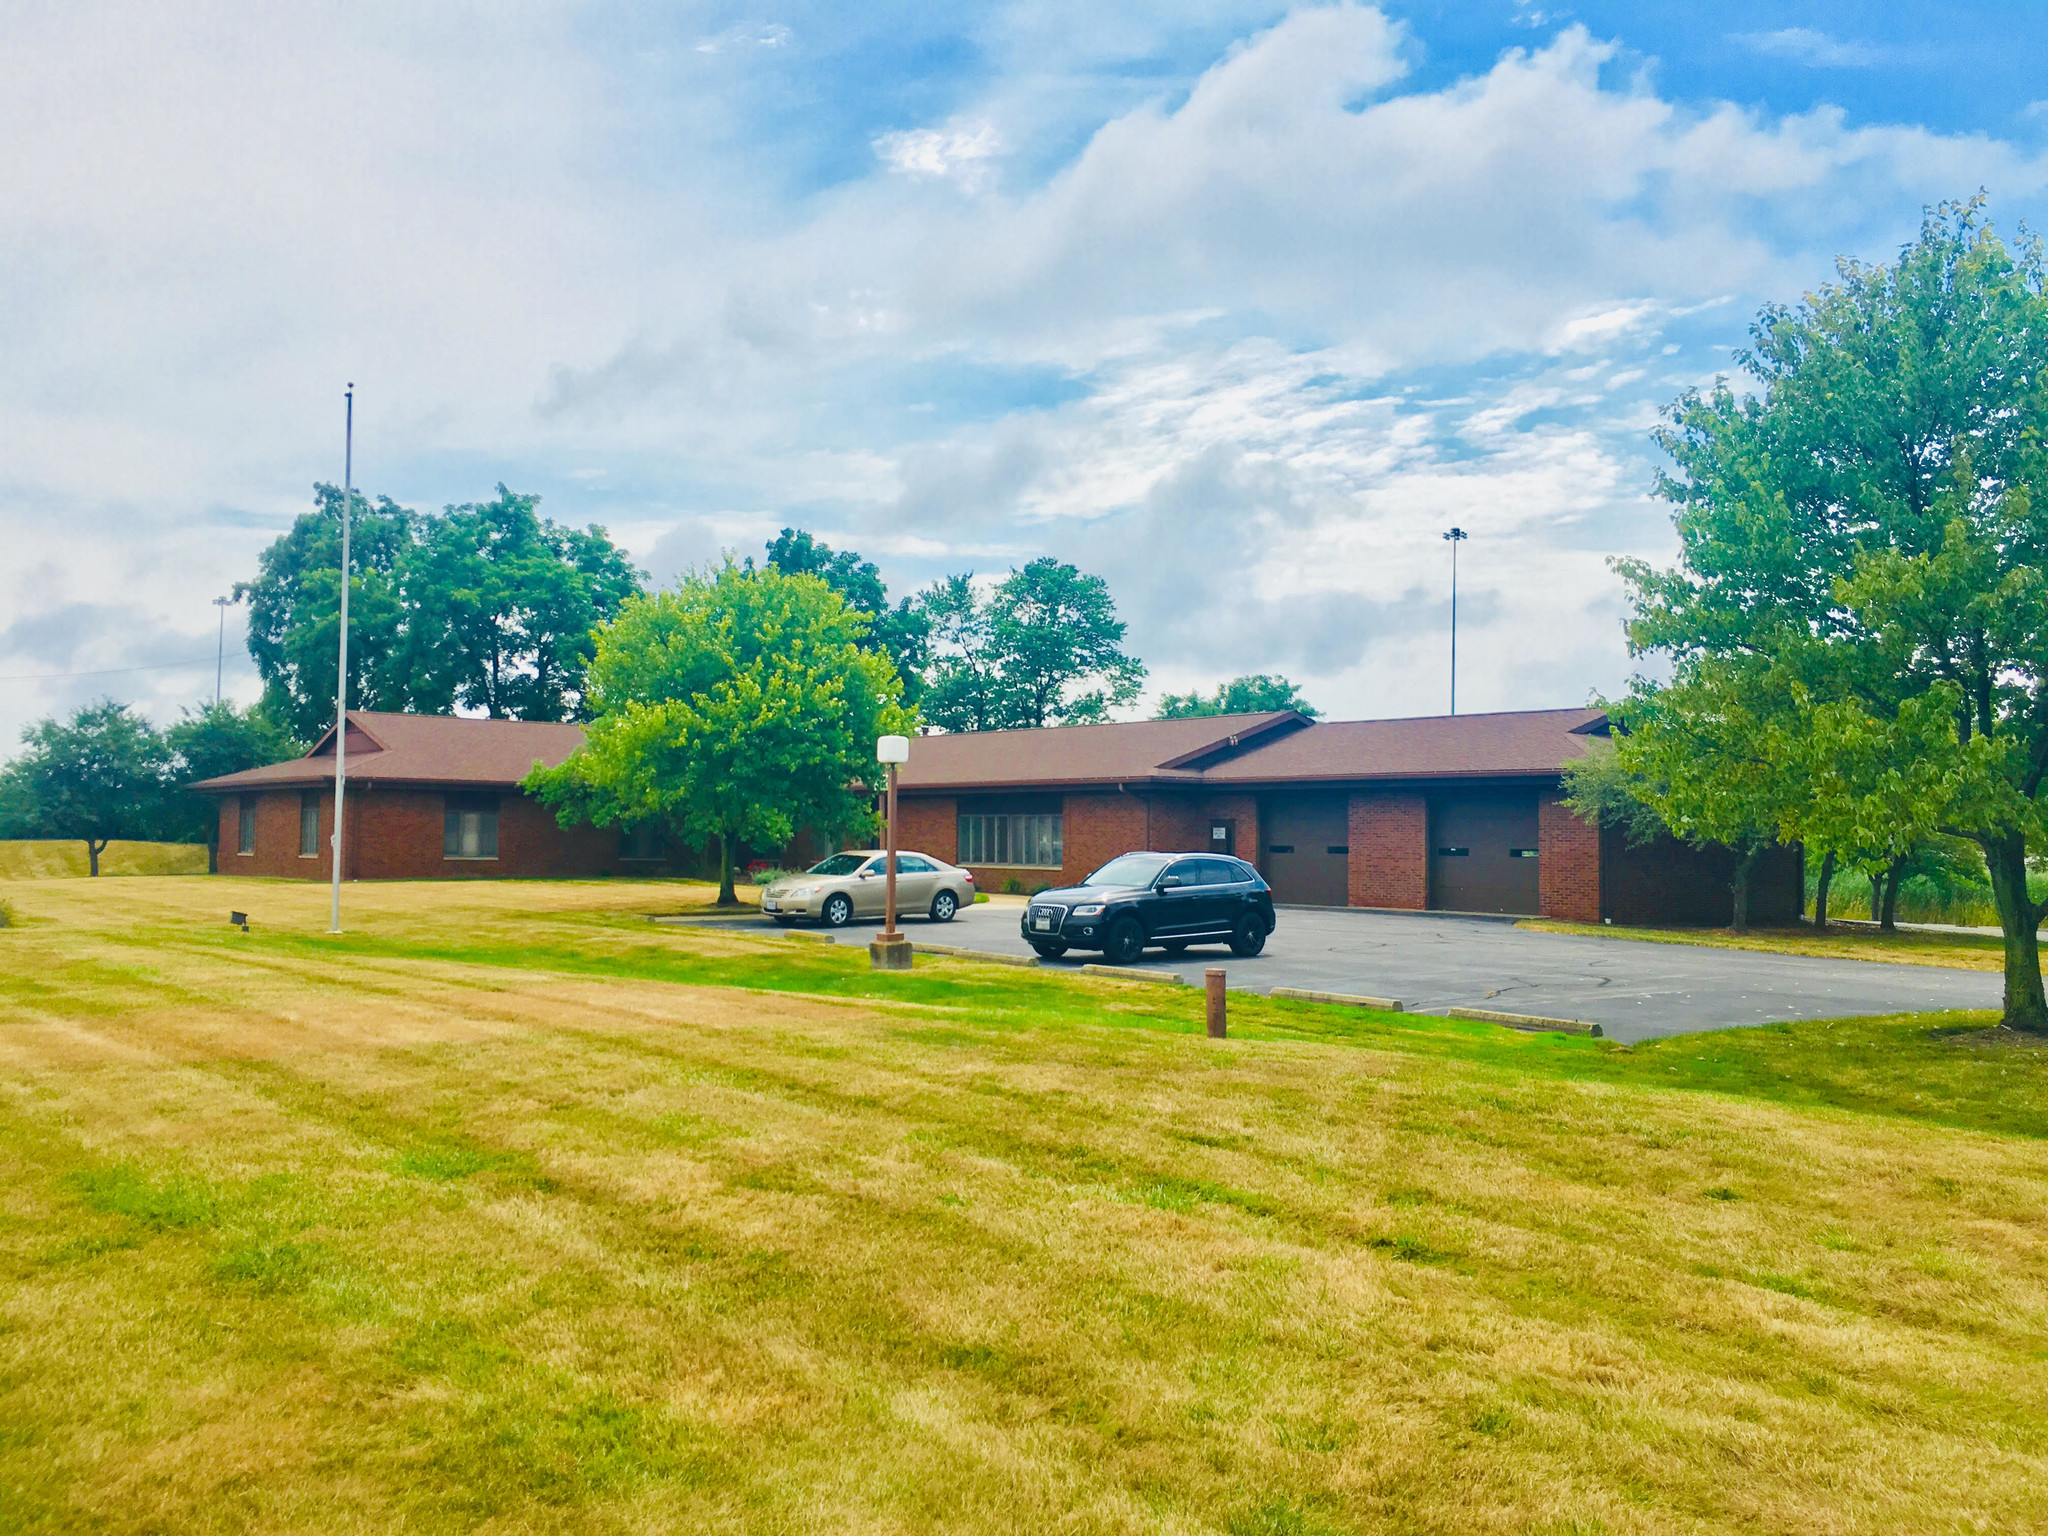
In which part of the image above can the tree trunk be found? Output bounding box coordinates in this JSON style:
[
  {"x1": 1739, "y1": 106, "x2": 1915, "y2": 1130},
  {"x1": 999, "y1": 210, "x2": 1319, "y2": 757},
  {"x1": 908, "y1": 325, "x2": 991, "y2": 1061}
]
[
  {"x1": 716, "y1": 831, "x2": 738, "y2": 907},
  {"x1": 87, "y1": 838, "x2": 105, "y2": 877},
  {"x1": 1981, "y1": 831, "x2": 2047, "y2": 1033},
  {"x1": 1879, "y1": 859, "x2": 1904, "y2": 933},
  {"x1": 1729, "y1": 845, "x2": 1762, "y2": 933},
  {"x1": 1812, "y1": 849, "x2": 1836, "y2": 931}
]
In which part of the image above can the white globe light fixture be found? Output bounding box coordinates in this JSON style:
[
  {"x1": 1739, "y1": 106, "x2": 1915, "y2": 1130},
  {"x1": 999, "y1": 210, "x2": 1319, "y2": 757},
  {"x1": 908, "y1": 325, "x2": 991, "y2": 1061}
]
[{"x1": 872, "y1": 735, "x2": 912, "y2": 968}]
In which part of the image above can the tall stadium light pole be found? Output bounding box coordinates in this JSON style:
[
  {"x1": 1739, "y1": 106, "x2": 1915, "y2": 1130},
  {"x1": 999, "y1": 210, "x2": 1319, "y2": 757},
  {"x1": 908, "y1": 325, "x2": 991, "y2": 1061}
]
[
  {"x1": 330, "y1": 385, "x2": 354, "y2": 935},
  {"x1": 212, "y1": 594, "x2": 236, "y2": 704},
  {"x1": 1443, "y1": 527, "x2": 1467, "y2": 717}
]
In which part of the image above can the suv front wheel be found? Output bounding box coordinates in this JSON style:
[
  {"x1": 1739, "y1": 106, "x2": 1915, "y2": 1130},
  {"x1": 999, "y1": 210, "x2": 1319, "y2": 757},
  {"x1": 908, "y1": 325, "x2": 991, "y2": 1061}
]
[{"x1": 1101, "y1": 917, "x2": 1147, "y2": 966}]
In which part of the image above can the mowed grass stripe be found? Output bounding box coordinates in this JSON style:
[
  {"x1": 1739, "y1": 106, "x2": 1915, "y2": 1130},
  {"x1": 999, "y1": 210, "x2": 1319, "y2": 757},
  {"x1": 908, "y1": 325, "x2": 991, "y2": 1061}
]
[{"x1": 1, "y1": 875, "x2": 2047, "y2": 1531}]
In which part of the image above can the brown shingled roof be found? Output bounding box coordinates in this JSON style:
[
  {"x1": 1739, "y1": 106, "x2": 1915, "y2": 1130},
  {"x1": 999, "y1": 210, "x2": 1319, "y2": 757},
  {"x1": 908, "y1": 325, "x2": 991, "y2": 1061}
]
[
  {"x1": 893, "y1": 712, "x2": 1306, "y2": 791},
  {"x1": 189, "y1": 711, "x2": 587, "y2": 792},
  {"x1": 1200, "y1": 707, "x2": 1608, "y2": 784},
  {"x1": 895, "y1": 707, "x2": 1606, "y2": 791}
]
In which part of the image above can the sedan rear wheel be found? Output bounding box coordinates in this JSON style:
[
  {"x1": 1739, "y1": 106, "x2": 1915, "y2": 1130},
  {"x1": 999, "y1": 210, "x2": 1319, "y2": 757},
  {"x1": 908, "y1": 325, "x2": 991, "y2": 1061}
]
[
  {"x1": 929, "y1": 890, "x2": 958, "y2": 923},
  {"x1": 1101, "y1": 918, "x2": 1146, "y2": 966}
]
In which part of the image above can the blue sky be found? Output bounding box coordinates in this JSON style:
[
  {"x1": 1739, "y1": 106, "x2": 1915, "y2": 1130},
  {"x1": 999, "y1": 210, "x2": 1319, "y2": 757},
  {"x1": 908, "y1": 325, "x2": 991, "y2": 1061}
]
[{"x1": 3, "y1": 1, "x2": 2046, "y2": 745}]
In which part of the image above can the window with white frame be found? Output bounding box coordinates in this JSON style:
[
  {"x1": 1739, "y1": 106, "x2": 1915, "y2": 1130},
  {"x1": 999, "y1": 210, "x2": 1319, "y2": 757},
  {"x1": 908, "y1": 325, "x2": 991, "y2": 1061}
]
[
  {"x1": 956, "y1": 812, "x2": 1062, "y2": 868},
  {"x1": 444, "y1": 797, "x2": 499, "y2": 859}
]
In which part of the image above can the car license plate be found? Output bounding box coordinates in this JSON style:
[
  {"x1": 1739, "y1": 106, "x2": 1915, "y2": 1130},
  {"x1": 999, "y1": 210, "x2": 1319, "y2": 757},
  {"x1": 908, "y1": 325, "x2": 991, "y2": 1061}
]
[
  {"x1": 1032, "y1": 916, "x2": 1051, "y2": 931},
  {"x1": 763, "y1": 899, "x2": 780, "y2": 912}
]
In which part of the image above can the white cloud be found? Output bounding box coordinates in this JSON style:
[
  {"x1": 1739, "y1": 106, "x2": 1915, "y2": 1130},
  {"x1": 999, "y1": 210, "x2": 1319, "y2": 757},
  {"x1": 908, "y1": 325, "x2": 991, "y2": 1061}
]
[
  {"x1": 2, "y1": 4, "x2": 2047, "y2": 745},
  {"x1": 1732, "y1": 28, "x2": 1890, "y2": 69},
  {"x1": 696, "y1": 22, "x2": 792, "y2": 54},
  {"x1": 874, "y1": 119, "x2": 1008, "y2": 192}
]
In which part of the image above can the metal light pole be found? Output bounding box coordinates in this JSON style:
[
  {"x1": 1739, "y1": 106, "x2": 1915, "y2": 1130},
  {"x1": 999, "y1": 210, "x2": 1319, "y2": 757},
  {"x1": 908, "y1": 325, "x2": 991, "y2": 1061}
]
[
  {"x1": 870, "y1": 734, "x2": 912, "y2": 970},
  {"x1": 1443, "y1": 526, "x2": 1467, "y2": 716},
  {"x1": 212, "y1": 594, "x2": 236, "y2": 704},
  {"x1": 330, "y1": 385, "x2": 354, "y2": 935}
]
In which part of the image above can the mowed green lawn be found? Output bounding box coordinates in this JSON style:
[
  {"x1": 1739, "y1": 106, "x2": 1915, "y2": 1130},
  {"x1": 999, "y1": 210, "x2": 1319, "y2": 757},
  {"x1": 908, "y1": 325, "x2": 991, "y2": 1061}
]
[
  {"x1": 2, "y1": 877, "x2": 2045, "y2": 1533},
  {"x1": 0, "y1": 839, "x2": 209, "y2": 879}
]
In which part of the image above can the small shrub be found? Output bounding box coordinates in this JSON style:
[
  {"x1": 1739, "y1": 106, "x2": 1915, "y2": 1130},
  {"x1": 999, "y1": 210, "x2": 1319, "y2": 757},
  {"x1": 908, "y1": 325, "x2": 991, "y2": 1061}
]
[
  {"x1": 1003, "y1": 877, "x2": 1024, "y2": 895},
  {"x1": 749, "y1": 867, "x2": 793, "y2": 887},
  {"x1": 973, "y1": 892, "x2": 990, "y2": 904}
]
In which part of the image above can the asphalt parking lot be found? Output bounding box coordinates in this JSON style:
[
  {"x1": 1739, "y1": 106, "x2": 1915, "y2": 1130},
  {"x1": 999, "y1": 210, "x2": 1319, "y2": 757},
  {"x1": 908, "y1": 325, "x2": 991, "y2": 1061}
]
[{"x1": 724, "y1": 901, "x2": 2004, "y2": 1043}]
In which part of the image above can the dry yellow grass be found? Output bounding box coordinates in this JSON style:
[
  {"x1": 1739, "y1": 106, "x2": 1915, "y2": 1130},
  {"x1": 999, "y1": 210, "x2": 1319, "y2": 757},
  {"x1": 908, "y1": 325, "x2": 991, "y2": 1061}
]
[
  {"x1": 0, "y1": 838, "x2": 210, "y2": 879},
  {"x1": 1, "y1": 876, "x2": 2045, "y2": 1533}
]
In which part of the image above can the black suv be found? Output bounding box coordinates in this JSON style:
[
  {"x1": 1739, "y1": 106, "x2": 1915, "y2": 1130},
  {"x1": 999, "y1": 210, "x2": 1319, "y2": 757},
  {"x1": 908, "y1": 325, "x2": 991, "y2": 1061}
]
[{"x1": 1020, "y1": 851, "x2": 1276, "y2": 963}]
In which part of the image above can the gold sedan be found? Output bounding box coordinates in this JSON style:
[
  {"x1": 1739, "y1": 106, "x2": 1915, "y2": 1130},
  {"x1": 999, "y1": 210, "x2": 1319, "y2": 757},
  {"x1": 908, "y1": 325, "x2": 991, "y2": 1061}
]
[{"x1": 760, "y1": 851, "x2": 977, "y2": 928}]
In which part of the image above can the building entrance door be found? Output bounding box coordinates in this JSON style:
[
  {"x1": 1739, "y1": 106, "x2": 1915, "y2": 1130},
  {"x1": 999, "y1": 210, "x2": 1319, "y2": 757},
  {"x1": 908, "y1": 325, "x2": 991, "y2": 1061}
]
[
  {"x1": 1429, "y1": 790, "x2": 1540, "y2": 913},
  {"x1": 1207, "y1": 818, "x2": 1236, "y2": 857},
  {"x1": 1259, "y1": 794, "x2": 1349, "y2": 906}
]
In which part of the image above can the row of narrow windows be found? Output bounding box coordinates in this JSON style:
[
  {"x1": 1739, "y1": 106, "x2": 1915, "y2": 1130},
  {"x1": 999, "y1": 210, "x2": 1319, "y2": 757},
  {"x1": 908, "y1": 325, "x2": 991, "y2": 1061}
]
[{"x1": 233, "y1": 795, "x2": 501, "y2": 860}]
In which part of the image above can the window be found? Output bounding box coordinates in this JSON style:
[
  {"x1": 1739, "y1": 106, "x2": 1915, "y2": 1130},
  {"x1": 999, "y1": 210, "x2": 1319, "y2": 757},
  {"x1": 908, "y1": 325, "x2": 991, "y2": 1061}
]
[
  {"x1": 1193, "y1": 858, "x2": 1242, "y2": 885},
  {"x1": 299, "y1": 795, "x2": 320, "y2": 858},
  {"x1": 444, "y1": 797, "x2": 499, "y2": 860},
  {"x1": 1161, "y1": 858, "x2": 1202, "y2": 888},
  {"x1": 956, "y1": 812, "x2": 1062, "y2": 868},
  {"x1": 1326, "y1": 845, "x2": 1349, "y2": 855},
  {"x1": 619, "y1": 825, "x2": 666, "y2": 861},
  {"x1": 1435, "y1": 846, "x2": 1470, "y2": 857},
  {"x1": 1509, "y1": 848, "x2": 1539, "y2": 859},
  {"x1": 237, "y1": 797, "x2": 256, "y2": 856},
  {"x1": 1267, "y1": 844, "x2": 1294, "y2": 855},
  {"x1": 895, "y1": 855, "x2": 936, "y2": 873}
]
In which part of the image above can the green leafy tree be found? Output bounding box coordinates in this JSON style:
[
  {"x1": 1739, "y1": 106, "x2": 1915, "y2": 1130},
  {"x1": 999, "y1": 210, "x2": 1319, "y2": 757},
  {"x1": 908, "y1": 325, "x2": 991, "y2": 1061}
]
[
  {"x1": 918, "y1": 559, "x2": 1145, "y2": 731},
  {"x1": 402, "y1": 487, "x2": 643, "y2": 720},
  {"x1": 1617, "y1": 199, "x2": 2048, "y2": 1023},
  {"x1": 242, "y1": 483, "x2": 642, "y2": 739},
  {"x1": 242, "y1": 484, "x2": 414, "y2": 741},
  {"x1": 525, "y1": 561, "x2": 912, "y2": 905},
  {"x1": 1155, "y1": 674, "x2": 1320, "y2": 719},
  {"x1": 0, "y1": 701, "x2": 171, "y2": 874},
  {"x1": 763, "y1": 528, "x2": 931, "y2": 700},
  {"x1": 164, "y1": 702, "x2": 302, "y2": 866}
]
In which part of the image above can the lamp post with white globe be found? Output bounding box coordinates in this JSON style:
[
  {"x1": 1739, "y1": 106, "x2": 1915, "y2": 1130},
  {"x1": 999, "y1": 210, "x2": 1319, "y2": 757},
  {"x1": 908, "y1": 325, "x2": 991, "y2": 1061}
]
[{"x1": 870, "y1": 734, "x2": 914, "y2": 970}]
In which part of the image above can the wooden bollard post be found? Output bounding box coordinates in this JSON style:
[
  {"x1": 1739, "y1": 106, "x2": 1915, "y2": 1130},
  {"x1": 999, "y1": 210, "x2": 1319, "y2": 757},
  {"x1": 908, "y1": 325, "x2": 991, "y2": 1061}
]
[{"x1": 1206, "y1": 968, "x2": 1227, "y2": 1038}]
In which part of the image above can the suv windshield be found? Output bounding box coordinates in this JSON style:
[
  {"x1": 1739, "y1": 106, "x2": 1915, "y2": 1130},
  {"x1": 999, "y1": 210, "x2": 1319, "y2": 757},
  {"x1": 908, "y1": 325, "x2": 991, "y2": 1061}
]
[
  {"x1": 806, "y1": 853, "x2": 869, "y2": 877},
  {"x1": 1084, "y1": 853, "x2": 1173, "y2": 888}
]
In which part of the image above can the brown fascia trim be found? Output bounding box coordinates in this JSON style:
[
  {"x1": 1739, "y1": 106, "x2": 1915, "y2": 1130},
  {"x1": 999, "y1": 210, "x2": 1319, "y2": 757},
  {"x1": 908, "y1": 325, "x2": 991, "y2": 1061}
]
[
  {"x1": 899, "y1": 767, "x2": 1572, "y2": 795},
  {"x1": 192, "y1": 775, "x2": 536, "y2": 795}
]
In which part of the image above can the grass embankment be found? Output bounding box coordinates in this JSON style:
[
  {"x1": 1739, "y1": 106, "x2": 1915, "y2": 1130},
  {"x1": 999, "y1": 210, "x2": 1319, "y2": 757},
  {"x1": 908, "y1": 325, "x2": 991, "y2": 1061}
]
[
  {"x1": 0, "y1": 839, "x2": 209, "y2": 879},
  {"x1": 2, "y1": 877, "x2": 2046, "y2": 1532},
  {"x1": 1520, "y1": 916, "x2": 2014, "y2": 972}
]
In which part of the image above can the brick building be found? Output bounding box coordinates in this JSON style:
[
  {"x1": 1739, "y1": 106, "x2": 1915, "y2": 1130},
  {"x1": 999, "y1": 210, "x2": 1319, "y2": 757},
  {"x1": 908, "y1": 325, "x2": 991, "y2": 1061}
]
[
  {"x1": 191, "y1": 711, "x2": 670, "y2": 881},
  {"x1": 894, "y1": 708, "x2": 1800, "y2": 925}
]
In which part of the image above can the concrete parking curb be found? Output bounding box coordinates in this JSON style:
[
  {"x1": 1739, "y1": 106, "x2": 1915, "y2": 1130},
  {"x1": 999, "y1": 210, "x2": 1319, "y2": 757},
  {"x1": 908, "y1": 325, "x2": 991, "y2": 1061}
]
[
  {"x1": 1073, "y1": 964, "x2": 1187, "y2": 986},
  {"x1": 1270, "y1": 986, "x2": 1404, "y2": 1011},
  {"x1": 913, "y1": 943, "x2": 1036, "y2": 967},
  {"x1": 1448, "y1": 1006, "x2": 1603, "y2": 1037}
]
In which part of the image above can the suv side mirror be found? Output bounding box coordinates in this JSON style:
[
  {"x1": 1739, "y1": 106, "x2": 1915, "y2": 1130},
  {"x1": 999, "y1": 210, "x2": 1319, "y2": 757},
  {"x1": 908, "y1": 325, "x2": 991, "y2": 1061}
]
[{"x1": 1159, "y1": 874, "x2": 1183, "y2": 888}]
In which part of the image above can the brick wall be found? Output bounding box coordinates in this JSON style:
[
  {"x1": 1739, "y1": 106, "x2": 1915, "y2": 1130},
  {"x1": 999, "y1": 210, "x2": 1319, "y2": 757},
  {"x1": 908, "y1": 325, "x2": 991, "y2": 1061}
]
[
  {"x1": 1537, "y1": 790, "x2": 1601, "y2": 922},
  {"x1": 1347, "y1": 792, "x2": 1427, "y2": 909},
  {"x1": 895, "y1": 796, "x2": 957, "y2": 863},
  {"x1": 214, "y1": 785, "x2": 626, "y2": 880}
]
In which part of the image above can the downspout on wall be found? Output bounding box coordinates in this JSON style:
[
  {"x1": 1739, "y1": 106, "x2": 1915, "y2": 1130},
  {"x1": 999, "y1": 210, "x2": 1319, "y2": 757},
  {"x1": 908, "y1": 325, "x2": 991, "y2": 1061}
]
[{"x1": 1116, "y1": 782, "x2": 1151, "y2": 851}]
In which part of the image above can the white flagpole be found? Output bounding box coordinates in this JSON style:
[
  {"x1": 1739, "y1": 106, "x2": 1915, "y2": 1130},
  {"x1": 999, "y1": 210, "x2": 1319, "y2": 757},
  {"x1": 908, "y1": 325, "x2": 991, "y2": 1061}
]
[{"x1": 330, "y1": 385, "x2": 353, "y2": 933}]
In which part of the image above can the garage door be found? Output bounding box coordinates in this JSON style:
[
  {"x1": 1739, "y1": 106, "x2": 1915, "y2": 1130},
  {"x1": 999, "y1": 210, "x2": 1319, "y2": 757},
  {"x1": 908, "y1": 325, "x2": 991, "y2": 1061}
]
[
  {"x1": 1430, "y1": 791, "x2": 1539, "y2": 914},
  {"x1": 1260, "y1": 794, "x2": 1349, "y2": 906}
]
